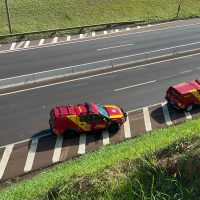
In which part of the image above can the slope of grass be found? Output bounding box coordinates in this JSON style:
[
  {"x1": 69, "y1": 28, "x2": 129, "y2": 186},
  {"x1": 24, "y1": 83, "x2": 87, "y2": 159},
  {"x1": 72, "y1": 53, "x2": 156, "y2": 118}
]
[
  {"x1": 0, "y1": 0, "x2": 200, "y2": 35},
  {"x1": 0, "y1": 117, "x2": 200, "y2": 199}
]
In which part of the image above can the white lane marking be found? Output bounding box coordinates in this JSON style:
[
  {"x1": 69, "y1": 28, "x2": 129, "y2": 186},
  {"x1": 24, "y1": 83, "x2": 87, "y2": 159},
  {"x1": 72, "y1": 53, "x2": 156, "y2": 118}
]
[
  {"x1": 104, "y1": 30, "x2": 107, "y2": 34},
  {"x1": 126, "y1": 27, "x2": 130, "y2": 30},
  {"x1": 115, "y1": 80, "x2": 156, "y2": 91},
  {"x1": 158, "y1": 74, "x2": 176, "y2": 80},
  {"x1": 78, "y1": 134, "x2": 86, "y2": 154},
  {"x1": 137, "y1": 26, "x2": 141, "y2": 28},
  {"x1": 16, "y1": 41, "x2": 24, "y2": 49},
  {"x1": 115, "y1": 29, "x2": 119, "y2": 32},
  {"x1": 80, "y1": 34, "x2": 84, "y2": 39},
  {"x1": 184, "y1": 111, "x2": 192, "y2": 119},
  {"x1": 97, "y1": 43, "x2": 135, "y2": 51},
  {"x1": 39, "y1": 39, "x2": 44, "y2": 46},
  {"x1": 24, "y1": 137, "x2": 39, "y2": 172},
  {"x1": 102, "y1": 130, "x2": 110, "y2": 145},
  {"x1": 2, "y1": 51, "x2": 200, "y2": 97},
  {"x1": 124, "y1": 115, "x2": 131, "y2": 138},
  {"x1": 143, "y1": 107, "x2": 152, "y2": 132},
  {"x1": 1, "y1": 22, "x2": 200, "y2": 55},
  {"x1": 180, "y1": 70, "x2": 193, "y2": 74},
  {"x1": 162, "y1": 102, "x2": 172, "y2": 126},
  {"x1": 52, "y1": 135, "x2": 63, "y2": 163},
  {"x1": 0, "y1": 144, "x2": 14, "y2": 179},
  {"x1": 67, "y1": 35, "x2": 71, "y2": 41},
  {"x1": 10, "y1": 42, "x2": 16, "y2": 50},
  {"x1": 52, "y1": 37, "x2": 58, "y2": 43},
  {"x1": 92, "y1": 32, "x2": 95, "y2": 36},
  {"x1": 148, "y1": 24, "x2": 152, "y2": 27},
  {"x1": 24, "y1": 41, "x2": 30, "y2": 48},
  {"x1": 196, "y1": 67, "x2": 200, "y2": 69}
]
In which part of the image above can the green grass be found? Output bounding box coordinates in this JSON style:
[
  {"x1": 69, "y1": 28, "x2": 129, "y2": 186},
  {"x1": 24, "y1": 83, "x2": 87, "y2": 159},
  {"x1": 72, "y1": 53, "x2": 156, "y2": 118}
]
[
  {"x1": 0, "y1": 117, "x2": 200, "y2": 199},
  {"x1": 1, "y1": 0, "x2": 200, "y2": 35}
]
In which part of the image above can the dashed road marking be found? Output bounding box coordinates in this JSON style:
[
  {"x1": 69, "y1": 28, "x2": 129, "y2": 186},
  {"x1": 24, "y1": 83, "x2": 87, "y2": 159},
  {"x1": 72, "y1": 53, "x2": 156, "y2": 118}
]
[
  {"x1": 10, "y1": 42, "x2": 16, "y2": 50},
  {"x1": 137, "y1": 26, "x2": 141, "y2": 28},
  {"x1": 115, "y1": 29, "x2": 119, "y2": 32},
  {"x1": 114, "y1": 80, "x2": 156, "y2": 91},
  {"x1": 67, "y1": 35, "x2": 71, "y2": 41},
  {"x1": 24, "y1": 41, "x2": 30, "y2": 48},
  {"x1": 0, "y1": 144, "x2": 14, "y2": 179},
  {"x1": 52, "y1": 37, "x2": 58, "y2": 43},
  {"x1": 124, "y1": 115, "x2": 131, "y2": 138},
  {"x1": 126, "y1": 27, "x2": 130, "y2": 30},
  {"x1": 143, "y1": 107, "x2": 152, "y2": 131},
  {"x1": 78, "y1": 134, "x2": 86, "y2": 154},
  {"x1": 80, "y1": 34, "x2": 84, "y2": 39},
  {"x1": 97, "y1": 43, "x2": 135, "y2": 51},
  {"x1": 102, "y1": 130, "x2": 110, "y2": 145},
  {"x1": 162, "y1": 102, "x2": 172, "y2": 126},
  {"x1": 52, "y1": 136, "x2": 63, "y2": 163},
  {"x1": 180, "y1": 70, "x2": 193, "y2": 74},
  {"x1": 39, "y1": 39, "x2": 44, "y2": 46},
  {"x1": 184, "y1": 111, "x2": 192, "y2": 119},
  {"x1": 92, "y1": 32, "x2": 95, "y2": 36},
  {"x1": 16, "y1": 41, "x2": 24, "y2": 49},
  {"x1": 24, "y1": 137, "x2": 39, "y2": 172}
]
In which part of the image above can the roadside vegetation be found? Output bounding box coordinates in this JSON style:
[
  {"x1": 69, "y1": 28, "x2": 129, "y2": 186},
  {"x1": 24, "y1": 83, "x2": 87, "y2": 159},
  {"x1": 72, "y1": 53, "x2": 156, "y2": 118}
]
[
  {"x1": 0, "y1": 0, "x2": 200, "y2": 42},
  {"x1": 0, "y1": 117, "x2": 200, "y2": 199}
]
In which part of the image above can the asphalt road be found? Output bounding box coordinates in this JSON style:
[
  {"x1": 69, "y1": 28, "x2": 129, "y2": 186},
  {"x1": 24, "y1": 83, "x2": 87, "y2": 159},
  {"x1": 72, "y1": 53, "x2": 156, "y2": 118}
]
[
  {"x1": 1, "y1": 53, "x2": 200, "y2": 146},
  {"x1": 1, "y1": 21, "x2": 200, "y2": 79}
]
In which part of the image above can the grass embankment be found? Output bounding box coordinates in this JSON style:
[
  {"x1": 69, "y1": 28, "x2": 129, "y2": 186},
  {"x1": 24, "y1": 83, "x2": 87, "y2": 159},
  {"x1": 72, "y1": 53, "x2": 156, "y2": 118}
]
[
  {"x1": 0, "y1": 118, "x2": 200, "y2": 199},
  {"x1": 0, "y1": 0, "x2": 200, "y2": 42}
]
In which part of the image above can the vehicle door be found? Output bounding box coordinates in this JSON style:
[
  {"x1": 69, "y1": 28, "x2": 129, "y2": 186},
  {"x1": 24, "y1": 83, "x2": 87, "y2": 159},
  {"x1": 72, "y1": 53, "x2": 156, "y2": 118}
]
[{"x1": 89, "y1": 114, "x2": 108, "y2": 130}]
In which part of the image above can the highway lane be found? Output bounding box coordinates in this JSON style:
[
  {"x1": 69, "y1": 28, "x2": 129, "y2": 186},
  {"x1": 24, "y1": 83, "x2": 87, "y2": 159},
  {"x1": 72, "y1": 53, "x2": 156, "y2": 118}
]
[
  {"x1": 1, "y1": 54, "x2": 200, "y2": 146},
  {"x1": 0, "y1": 22, "x2": 200, "y2": 79}
]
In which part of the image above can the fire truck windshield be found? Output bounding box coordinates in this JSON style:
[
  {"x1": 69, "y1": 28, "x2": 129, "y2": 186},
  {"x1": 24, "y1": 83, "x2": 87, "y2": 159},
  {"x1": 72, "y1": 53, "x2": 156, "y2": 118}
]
[{"x1": 97, "y1": 105, "x2": 109, "y2": 118}]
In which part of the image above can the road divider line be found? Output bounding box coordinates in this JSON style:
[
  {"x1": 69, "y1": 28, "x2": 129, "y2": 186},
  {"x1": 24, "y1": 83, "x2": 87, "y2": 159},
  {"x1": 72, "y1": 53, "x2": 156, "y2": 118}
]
[
  {"x1": 24, "y1": 137, "x2": 39, "y2": 172},
  {"x1": 10, "y1": 42, "x2": 16, "y2": 50},
  {"x1": 102, "y1": 131, "x2": 110, "y2": 145},
  {"x1": 143, "y1": 107, "x2": 152, "y2": 131},
  {"x1": 0, "y1": 144, "x2": 14, "y2": 179},
  {"x1": 39, "y1": 39, "x2": 44, "y2": 46},
  {"x1": 78, "y1": 134, "x2": 86, "y2": 154},
  {"x1": 124, "y1": 115, "x2": 131, "y2": 138},
  {"x1": 52, "y1": 136, "x2": 63, "y2": 163},
  {"x1": 114, "y1": 80, "x2": 156, "y2": 91},
  {"x1": 162, "y1": 102, "x2": 172, "y2": 126},
  {"x1": 97, "y1": 43, "x2": 135, "y2": 51},
  {"x1": 184, "y1": 111, "x2": 192, "y2": 119},
  {"x1": 24, "y1": 41, "x2": 30, "y2": 48}
]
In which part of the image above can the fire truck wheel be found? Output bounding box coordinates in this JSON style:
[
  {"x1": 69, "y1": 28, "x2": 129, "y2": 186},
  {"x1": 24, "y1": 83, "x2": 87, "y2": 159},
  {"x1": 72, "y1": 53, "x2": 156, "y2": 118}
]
[
  {"x1": 108, "y1": 122, "x2": 120, "y2": 133},
  {"x1": 64, "y1": 129, "x2": 77, "y2": 139},
  {"x1": 186, "y1": 104, "x2": 193, "y2": 112}
]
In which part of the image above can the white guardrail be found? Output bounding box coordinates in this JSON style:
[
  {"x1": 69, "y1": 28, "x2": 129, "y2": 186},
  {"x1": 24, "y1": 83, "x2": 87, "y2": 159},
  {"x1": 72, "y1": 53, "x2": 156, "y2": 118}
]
[{"x1": 1, "y1": 41, "x2": 200, "y2": 89}]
